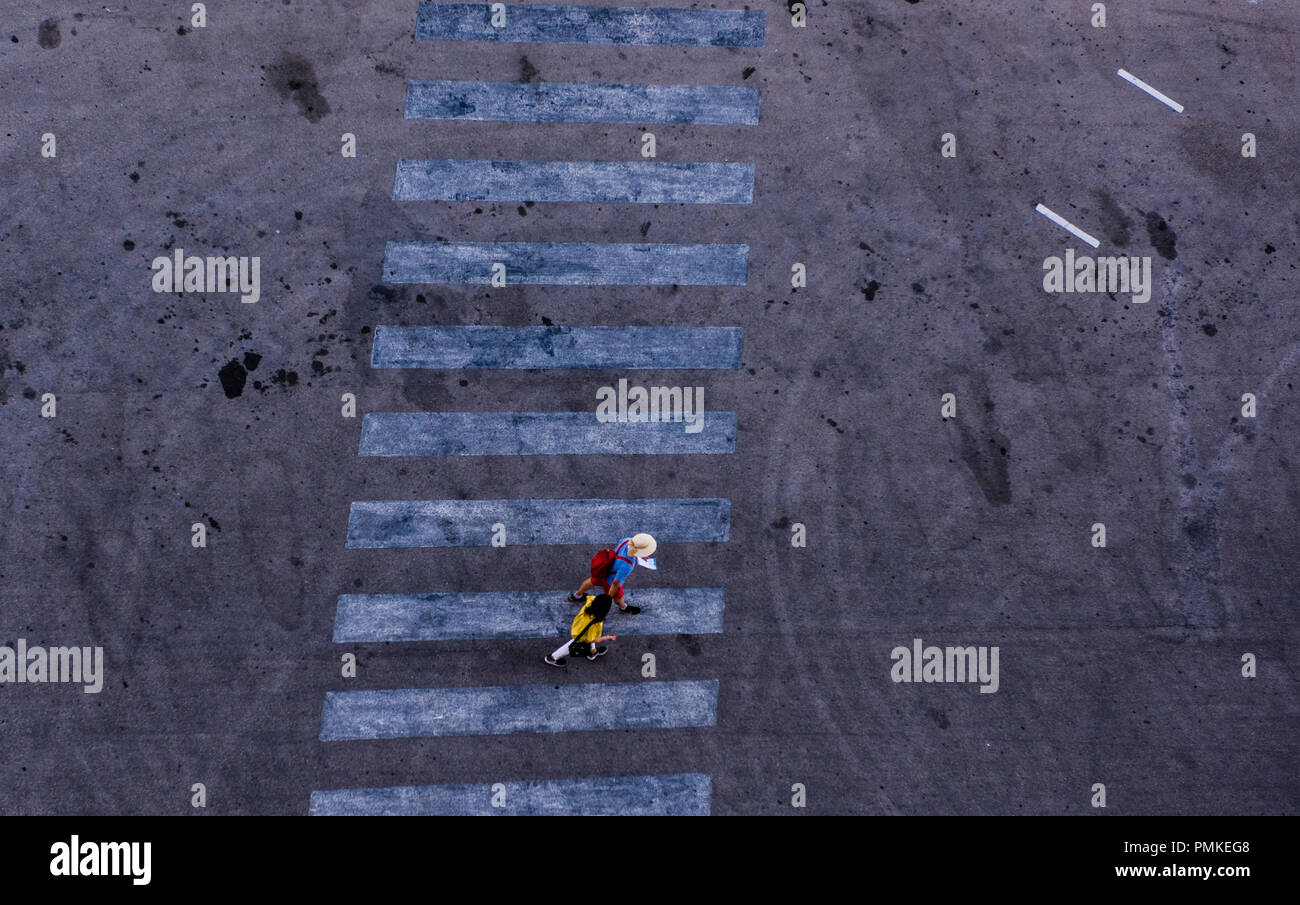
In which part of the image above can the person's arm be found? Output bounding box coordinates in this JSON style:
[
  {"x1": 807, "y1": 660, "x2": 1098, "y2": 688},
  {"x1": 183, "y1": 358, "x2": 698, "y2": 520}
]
[{"x1": 596, "y1": 633, "x2": 618, "y2": 643}]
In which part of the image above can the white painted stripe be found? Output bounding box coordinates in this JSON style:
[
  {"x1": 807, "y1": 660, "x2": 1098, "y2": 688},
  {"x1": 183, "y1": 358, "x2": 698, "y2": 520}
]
[
  {"x1": 1117, "y1": 69, "x2": 1184, "y2": 113},
  {"x1": 405, "y1": 80, "x2": 760, "y2": 126},
  {"x1": 320, "y1": 680, "x2": 720, "y2": 739},
  {"x1": 345, "y1": 497, "x2": 731, "y2": 548},
  {"x1": 415, "y1": 3, "x2": 765, "y2": 48},
  {"x1": 310, "y1": 773, "x2": 712, "y2": 815},
  {"x1": 394, "y1": 159, "x2": 754, "y2": 205},
  {"x1": 333, "y1": 587, "x2": 725, "y2": 642},
  {"x1": 382, "y1": 240, "x2": 749, "y2": 286},
  {"x1": 1034, "y1": 203, "x2": 1101, "y2": 249},
  {"x1": 370, "y1": 325, "x2": 744, "y2": 370},
  {"x1": 359, "y1": 411, "x2": 736, "y2": 456}
]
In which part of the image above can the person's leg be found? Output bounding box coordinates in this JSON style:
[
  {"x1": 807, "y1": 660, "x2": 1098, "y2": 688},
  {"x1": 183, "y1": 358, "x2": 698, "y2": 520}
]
[
  {"x1": 574, "y1": 578, "x2": 594, "y2": 596},
  {"x1": 550, "y1": 639, "x2": 574, "y2": 660}
]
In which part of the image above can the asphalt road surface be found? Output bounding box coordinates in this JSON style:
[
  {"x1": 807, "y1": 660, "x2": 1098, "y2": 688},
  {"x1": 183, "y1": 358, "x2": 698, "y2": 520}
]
[{"x1": 2, "y1": 0, "x2": 1297, "y2": 815}]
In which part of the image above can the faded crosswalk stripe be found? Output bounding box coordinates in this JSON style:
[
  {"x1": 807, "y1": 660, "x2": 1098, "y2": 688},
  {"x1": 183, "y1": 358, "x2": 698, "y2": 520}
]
[
  {"x1": 370, "y1": 325, "x2": 743, "y2": 370},
  {"x1": 320, "y1": 680, "x2": 720, "y2": 740},
  {"x1": 333, "y1": 587, "x2": 725, "y2": 642},
  {"x1": 406, "y1": 79, "x2": 759, "y2": 125},
  {"x1": 346, "y1": 497, "x2": 731, "y2": 548},
  {"x1": 394, "y1": 159, "x2": 753, "y2": 204},
  {"x1": 310, "y1": 773, "x2": 712, "y2": 815},
  {"x1": 415, "y1": 2, "x2": 765, "y2": 47},
  {"x1": 382, "y1": 240, "x2": 747, "y2": 286},
  {"x1": 359, "y1": 411, "x2": 736, "y2": 456}
]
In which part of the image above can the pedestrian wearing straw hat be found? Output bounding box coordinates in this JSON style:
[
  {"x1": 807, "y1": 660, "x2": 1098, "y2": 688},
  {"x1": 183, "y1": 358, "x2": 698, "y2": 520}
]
[{"x1": 568, "y1": 533, "x2": 656, "y2": 615}]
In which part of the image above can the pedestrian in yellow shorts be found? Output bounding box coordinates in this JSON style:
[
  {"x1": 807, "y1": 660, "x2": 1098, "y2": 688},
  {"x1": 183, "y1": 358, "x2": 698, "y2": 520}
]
[{"x1": 545, "y1": 594, "x2": 618, "y2": 668}]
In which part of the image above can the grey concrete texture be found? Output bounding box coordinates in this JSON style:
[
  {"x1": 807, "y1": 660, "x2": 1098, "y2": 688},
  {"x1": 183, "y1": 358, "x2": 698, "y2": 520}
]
[{"x1": 1, "y1": 0, "x2": 1297, "y2": 814}]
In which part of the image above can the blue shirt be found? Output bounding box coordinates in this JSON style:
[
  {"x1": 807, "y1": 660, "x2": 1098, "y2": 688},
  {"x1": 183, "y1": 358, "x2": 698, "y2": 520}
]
[{"x1": 608, "y1": 537, "x2": 637, "y2": 586}]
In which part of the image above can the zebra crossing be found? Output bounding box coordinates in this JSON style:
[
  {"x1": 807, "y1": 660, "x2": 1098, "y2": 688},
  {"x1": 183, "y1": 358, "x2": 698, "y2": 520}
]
[{"x1": 313, "y1": 1, "x2": 763, "y2": 815}]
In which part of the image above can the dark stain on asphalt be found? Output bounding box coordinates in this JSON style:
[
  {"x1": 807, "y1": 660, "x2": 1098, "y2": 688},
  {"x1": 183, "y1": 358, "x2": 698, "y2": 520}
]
[
  {"x1": 268, "y1": 54, "x2": 330, "y2": 122},
  {"x1": 955, "y1": 377, "x2": 1012, "y2": 506},
  {"x1": 1094, "y1": 192, "x2": 1133, "y2": 247},
  {"x1": 958, "y1": 420, "x2": 1013, "y2": 505},
  {"x1": 1145, "y1": 212, "x2": 1178, "y2": 260},
  {"x1": 218, "y1": 359, "x2": 247, "y2": 398},
  {"x1": 369, "y1": 283, "x2": 402, "y2": 303},
  {"x1": 38, "y1": 19, "x2": 60, "y2": 48}
]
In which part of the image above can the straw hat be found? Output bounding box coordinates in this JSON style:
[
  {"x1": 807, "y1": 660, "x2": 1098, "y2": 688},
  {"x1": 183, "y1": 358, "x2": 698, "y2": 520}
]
[{"x1": 629, "y1": 533, "x2": 657, "y2": 558}]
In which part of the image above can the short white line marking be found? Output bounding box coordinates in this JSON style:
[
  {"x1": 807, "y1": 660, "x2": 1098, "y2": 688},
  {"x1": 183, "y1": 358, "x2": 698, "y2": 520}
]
[
  {"x1": 1035, "y1": 203, "x2": 1101, "y2": 248},
  {"x1": 1117, "y1": 69, "x2": 1184, "y2": 113}
]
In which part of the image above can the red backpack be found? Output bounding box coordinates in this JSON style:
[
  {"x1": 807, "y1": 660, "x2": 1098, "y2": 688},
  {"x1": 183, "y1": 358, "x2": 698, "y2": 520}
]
[{"x1": 590, "y1": 544, "x2": 633, "y2": 581}]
